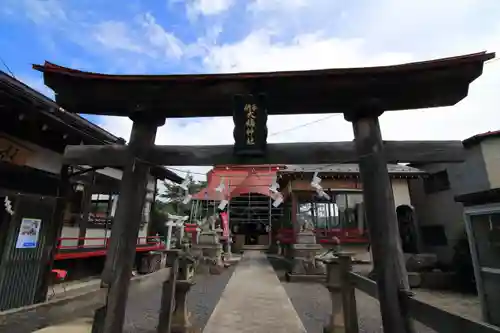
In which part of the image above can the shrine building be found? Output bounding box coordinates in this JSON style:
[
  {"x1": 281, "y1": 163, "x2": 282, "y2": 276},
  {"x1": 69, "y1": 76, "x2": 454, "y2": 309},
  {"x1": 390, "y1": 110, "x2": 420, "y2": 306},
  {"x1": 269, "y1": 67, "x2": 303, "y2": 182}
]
[{"x1": 191, "y1": 163, "x2": 424, "y2": 251}]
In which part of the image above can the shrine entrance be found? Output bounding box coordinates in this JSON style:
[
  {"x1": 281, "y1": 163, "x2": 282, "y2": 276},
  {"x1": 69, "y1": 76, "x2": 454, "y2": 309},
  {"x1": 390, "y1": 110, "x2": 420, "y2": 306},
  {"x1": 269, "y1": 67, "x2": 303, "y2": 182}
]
[
  {"x1": 229, "y1": 192, "x2": 282, "y2": 249},
  {"x1": 33, "y1": 52, "x2": 493, "y2": 333}
]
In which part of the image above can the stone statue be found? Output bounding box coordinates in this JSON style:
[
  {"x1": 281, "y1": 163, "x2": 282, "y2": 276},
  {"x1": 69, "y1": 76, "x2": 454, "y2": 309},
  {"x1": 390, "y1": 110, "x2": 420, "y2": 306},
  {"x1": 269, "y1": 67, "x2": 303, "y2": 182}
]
[
  {"x1": 299, "y1": 216, "x2": 315, "y2": 233},
  {"x1": 396, "y1": 205, "x2": 418, "y2": 253},
  {"x1": 199, "y1": 217, "x2": 210, "y2": 232},
  {"x1": 288, "y1": 214, "x2": 325, "y2": 280},
  {"x1": 208, "y1": 215, "x2": 216, "y2": 231}
]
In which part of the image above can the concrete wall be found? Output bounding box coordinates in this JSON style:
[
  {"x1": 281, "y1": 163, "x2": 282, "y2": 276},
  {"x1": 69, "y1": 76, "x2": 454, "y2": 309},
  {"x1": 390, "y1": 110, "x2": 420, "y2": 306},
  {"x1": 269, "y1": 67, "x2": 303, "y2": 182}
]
[
  {"x1": 481, "y1": 137, "x2": 500, "y2": 189},
  {"x1": 60, "y1": 224, "x2": 149, "y2": 248},
  {"x1": 450, "y1": 146, "x2": 490, "y2": 196},
  {"x1": 60, "y1": 227, "x2": 109, "y2": 248},
  {"x1": 408, "y1": 163, "x2": 470, "y2": 264},
  {"x1": 409, "y1": 177, "x2": 466, "y2": 264},
  {"x1": 408, "y1": 138, "x2": 500, "y2": 264},
  {"x1": 392, "y1": 178, "x2": 412, "y2": 208}
]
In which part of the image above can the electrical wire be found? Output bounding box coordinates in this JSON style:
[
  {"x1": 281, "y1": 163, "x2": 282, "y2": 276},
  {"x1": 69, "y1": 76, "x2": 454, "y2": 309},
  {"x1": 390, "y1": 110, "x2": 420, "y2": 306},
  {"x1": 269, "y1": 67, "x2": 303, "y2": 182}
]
[
  {"x1": 486, "y1": 56, "x2": 500, "y2": 65},
  {"x1": 268, "y1": 114, "x2": 341, "y2": 137},
  {"x1": 0, "y1": 56, "x2": 16, "y2": 78}
]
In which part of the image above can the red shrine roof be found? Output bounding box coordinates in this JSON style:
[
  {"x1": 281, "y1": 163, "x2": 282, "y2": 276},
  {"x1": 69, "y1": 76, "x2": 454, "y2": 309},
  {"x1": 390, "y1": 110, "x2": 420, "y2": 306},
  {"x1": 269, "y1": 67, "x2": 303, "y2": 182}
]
[
  {"x1": 192, "y1": 166, "x2": 281, "y2": 200},
  {"x1": 33, "y1": 52, "x2": 494, "y2": 118}
]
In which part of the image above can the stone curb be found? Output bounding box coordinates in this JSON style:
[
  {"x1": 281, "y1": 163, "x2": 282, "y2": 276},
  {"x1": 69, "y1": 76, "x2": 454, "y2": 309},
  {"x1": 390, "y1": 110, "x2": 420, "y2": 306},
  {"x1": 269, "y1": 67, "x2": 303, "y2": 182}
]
[{"x1": 0, "y1": 268, "x2": 170, "y2": 333}]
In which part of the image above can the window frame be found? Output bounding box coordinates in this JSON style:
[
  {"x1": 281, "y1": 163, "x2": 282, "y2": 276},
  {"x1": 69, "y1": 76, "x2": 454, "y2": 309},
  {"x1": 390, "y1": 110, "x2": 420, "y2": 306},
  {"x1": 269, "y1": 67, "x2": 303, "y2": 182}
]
[{"x1": 296, "y1": 190, "x2": 364, "y2": 230}]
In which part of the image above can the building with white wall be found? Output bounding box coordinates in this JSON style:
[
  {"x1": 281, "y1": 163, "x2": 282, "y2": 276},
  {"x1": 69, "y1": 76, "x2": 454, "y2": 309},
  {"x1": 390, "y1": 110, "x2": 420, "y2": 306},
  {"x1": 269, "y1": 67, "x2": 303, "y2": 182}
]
[{"x1": 408, "y1": 131, "x2": 500, "y2": 265}]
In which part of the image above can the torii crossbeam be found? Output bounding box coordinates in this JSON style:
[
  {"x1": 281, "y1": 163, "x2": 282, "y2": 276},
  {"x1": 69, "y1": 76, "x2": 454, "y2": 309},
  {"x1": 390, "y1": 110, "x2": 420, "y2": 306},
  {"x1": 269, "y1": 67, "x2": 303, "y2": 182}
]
[{"x1": 61, "y1": 140, "x2": 467, "y2": 166}]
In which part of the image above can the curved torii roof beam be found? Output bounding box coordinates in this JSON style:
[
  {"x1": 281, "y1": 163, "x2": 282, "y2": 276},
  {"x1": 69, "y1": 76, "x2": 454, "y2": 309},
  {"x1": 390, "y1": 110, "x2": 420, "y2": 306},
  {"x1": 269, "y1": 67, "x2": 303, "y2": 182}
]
[{"x1": 33, "y1": 52, "x2": 494, "y2": 119}]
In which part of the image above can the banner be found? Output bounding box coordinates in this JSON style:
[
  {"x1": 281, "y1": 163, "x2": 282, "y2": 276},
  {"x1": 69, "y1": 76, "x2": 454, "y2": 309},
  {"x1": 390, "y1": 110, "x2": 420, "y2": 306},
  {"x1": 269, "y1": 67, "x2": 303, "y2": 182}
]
[
  {"x1": 0, "y1": 136, "x2": 33, "y2": 166},
  {"x1": 16, "y1": 218, "x2": 42, "y2": 249},
  {"x1": 220, "y1": 211, "x2": 229, "y2": 238}
]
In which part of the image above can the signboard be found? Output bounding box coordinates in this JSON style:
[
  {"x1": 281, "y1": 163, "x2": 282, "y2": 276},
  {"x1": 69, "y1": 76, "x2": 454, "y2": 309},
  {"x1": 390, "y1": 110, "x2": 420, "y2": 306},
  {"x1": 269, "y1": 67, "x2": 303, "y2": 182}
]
[
  {"x1": 221, "y1": 211, "x2": 229, "y2": 238},
  {"x1": 0, "y1": 136, "x2": 33, "y2": 166},
  {"x1": 233, "y1": 94, "x2": 268, "y2": 156},
  {"x1": 16, "y1": 218, "x2": 42, "y2": 249}
]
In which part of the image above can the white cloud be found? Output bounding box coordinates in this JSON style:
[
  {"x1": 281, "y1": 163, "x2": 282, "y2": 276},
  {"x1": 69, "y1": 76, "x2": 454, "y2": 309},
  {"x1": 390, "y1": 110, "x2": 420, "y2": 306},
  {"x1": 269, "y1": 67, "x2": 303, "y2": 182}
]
[
  {"x1": 247, "y1": 0, "x2": 307, "y2": 13},
  {"x1": 10, "y1": 0, "x2": 500, "y2": 180},
  {"x1": 109, "y1": 0, "x2": 499, "y2": 182},
  {"x1": 93, "y1": 21, "x2": 148, "y2": 54},
  {"x1": 171, "y1": 0, "x2": 235, "y2": 22},
  {"x1": 202, "y1": 30, "x2": 414, "y2": 73},
  {"x1": 22, "y1": 0, "x2": 67, "y2": 24},
  {"x1": 188, "y1": 0, "x2": 234, "y2": 15},
  {"x1": 91, "y1": 13, "x2": 188, "y2": 61},
  {"x1": 138, "y1": 13, "x2": 186, "y2": 59}
]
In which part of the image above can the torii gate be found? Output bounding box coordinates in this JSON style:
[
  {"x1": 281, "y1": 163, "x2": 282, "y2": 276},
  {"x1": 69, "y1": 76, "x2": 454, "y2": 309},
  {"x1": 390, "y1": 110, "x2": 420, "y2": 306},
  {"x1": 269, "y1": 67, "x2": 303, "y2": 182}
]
[{"x1": 34, "y1": 51, "x2": 494, "y2": 333}]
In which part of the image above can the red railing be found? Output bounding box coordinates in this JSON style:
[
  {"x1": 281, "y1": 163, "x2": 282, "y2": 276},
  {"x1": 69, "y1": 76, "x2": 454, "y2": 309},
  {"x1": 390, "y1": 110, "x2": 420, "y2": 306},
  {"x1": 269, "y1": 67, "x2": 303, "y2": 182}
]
[
  {"x1": 55, "y1": 236, "x2": 165, "y2": 260},
  {"x1": 184, "y1": 223, "x2": 199, "y2": 233},
  {"x1": 276, "y1": 228, "x2": 369, "y2": 245}
]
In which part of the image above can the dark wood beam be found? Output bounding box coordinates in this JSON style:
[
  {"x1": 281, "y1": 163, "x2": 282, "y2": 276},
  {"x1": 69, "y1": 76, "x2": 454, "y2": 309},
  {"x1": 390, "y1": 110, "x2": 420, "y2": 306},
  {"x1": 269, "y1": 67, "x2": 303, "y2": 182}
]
[
  {"x1": 63, "y1": 141, "x2": 466, "y2": 167},
  {"x1": 34, "y1": 52, "x2": 494, "y2": 118},
  {"x1": 348, "y1": 114, "x2": 413, "y2": 333},
  {"x1": 93, "y1": 116, "x2": 163, "y2": 333}
]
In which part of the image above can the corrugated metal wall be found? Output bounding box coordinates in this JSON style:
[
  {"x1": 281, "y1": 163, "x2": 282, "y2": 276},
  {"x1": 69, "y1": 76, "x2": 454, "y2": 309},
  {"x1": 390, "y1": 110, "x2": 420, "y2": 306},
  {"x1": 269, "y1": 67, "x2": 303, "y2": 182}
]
[{"x1": 0, "y1": 195, "x2": 56, "y2": 311}]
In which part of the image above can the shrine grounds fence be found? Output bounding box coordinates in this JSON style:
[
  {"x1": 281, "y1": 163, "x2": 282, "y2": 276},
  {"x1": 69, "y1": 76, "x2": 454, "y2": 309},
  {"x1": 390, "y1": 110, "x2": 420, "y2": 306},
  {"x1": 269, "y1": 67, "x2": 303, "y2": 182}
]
[{"x1": 331, "y1": 255, "x2": 500, "y2": 333}]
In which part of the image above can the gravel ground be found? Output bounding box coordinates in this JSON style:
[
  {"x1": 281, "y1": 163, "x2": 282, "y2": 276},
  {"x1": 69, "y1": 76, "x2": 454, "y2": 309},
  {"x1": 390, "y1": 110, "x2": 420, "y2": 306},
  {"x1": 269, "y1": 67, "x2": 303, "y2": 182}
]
[
  {"x1": 267, "y1": 256, "x2": 440, "y2": 333},
  {"x1": 123, "y1": 264, "x2": 236, "y2": 333}
]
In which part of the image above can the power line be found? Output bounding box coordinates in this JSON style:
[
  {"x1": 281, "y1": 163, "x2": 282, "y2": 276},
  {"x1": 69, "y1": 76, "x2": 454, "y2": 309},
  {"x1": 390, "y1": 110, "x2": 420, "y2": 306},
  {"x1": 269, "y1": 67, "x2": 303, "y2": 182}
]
[
  {"x1": 269, "y1": 114, "x2": 340, "y2": 137},
  {"x1": 162, "y1": 114, "x2": 344, "y2": 176},
  {"x1": 0, "y1": 56, "x2": 16, "y2": 78},
  {"x1": 486, "y1": 56, "x2": 500, "y2": 65}
]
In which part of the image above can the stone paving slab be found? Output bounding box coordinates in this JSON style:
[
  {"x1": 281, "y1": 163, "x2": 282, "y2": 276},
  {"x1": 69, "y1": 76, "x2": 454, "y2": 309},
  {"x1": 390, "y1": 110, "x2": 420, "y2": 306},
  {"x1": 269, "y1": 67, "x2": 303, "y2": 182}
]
[
  {"x1": 203, "y1": 251, "x2": 306, "y2": 333},
  {"x1": 33, "y1": 318, "x2": 92, "y2": 332}
]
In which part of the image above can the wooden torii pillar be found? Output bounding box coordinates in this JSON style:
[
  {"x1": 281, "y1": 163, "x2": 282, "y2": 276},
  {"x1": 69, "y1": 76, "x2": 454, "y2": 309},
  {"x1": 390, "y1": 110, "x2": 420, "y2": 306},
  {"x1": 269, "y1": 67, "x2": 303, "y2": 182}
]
[
  {"x1": 94, "y1": 113, "x2": 165, "y2": 333},
  {"x1": 345, "y1": 107, "x2": 413, "y2": 333}
]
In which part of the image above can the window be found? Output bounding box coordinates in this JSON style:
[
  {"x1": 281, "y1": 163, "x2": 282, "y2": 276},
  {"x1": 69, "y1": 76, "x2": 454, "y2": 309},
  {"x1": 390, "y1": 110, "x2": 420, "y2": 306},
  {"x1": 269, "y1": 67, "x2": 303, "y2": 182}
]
[
  {"x1": 91, "y1": 194, "x2": 111, "y2": 217},
  {"x1": 336, "y1": 193, "x2": 364, "y2": 229},
  {"x1": 89, "y1": 193, "x2": 113, "y2": 229},
  {"x1": 424, "y1": 170, "x2": 451, "y2": 194},
  {"x1": 490, "y1": 213, "x2": 500, "y2": 246},
  {"x1": 296, "y1": 192, "x2": 364, "y2": 230},
  {"x1": 315, "y1": 203, "x2": 329, "y2": 228},
  {"x1": 469, "y1": 212, "x2": 500, "y2": 268}
]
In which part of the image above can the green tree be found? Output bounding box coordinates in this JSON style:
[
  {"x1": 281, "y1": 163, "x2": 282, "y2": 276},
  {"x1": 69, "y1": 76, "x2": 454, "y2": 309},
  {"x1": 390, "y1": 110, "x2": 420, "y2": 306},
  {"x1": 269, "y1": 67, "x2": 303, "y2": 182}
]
[
  {"x1": 159, "y1": 175, "x2": 207, "y2": 215},
  {"x1": 150, "y1": 175, "x2": 208, "y2": 237}
]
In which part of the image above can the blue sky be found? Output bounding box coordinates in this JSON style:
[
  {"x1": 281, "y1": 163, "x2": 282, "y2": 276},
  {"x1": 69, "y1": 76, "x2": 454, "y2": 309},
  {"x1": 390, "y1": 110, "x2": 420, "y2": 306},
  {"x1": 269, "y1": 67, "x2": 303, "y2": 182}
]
[{"x1": 1, "y1": 0, "x2": 499, "y2": 177}]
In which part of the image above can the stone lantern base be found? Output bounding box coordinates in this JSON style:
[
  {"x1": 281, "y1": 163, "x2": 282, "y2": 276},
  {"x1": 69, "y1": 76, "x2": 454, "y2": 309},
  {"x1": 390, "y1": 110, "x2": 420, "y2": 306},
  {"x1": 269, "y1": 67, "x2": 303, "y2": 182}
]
[
  {"x1": 286, "y1": 231, "x2": 326, "y2": 282},
  {"x1": 171, "y1": 280, "x2": 198, "y2": 333}
]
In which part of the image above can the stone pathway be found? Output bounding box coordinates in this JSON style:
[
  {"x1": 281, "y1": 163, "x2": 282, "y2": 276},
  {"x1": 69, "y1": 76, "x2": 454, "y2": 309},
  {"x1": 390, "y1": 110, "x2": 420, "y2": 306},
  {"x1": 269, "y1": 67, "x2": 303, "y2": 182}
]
[
  {"x1": 26, "y1": 264, "x2": 236, "y2": 333},
  {"x1": 203, "y1": 251, "x2": 306, "y2": 333}
]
